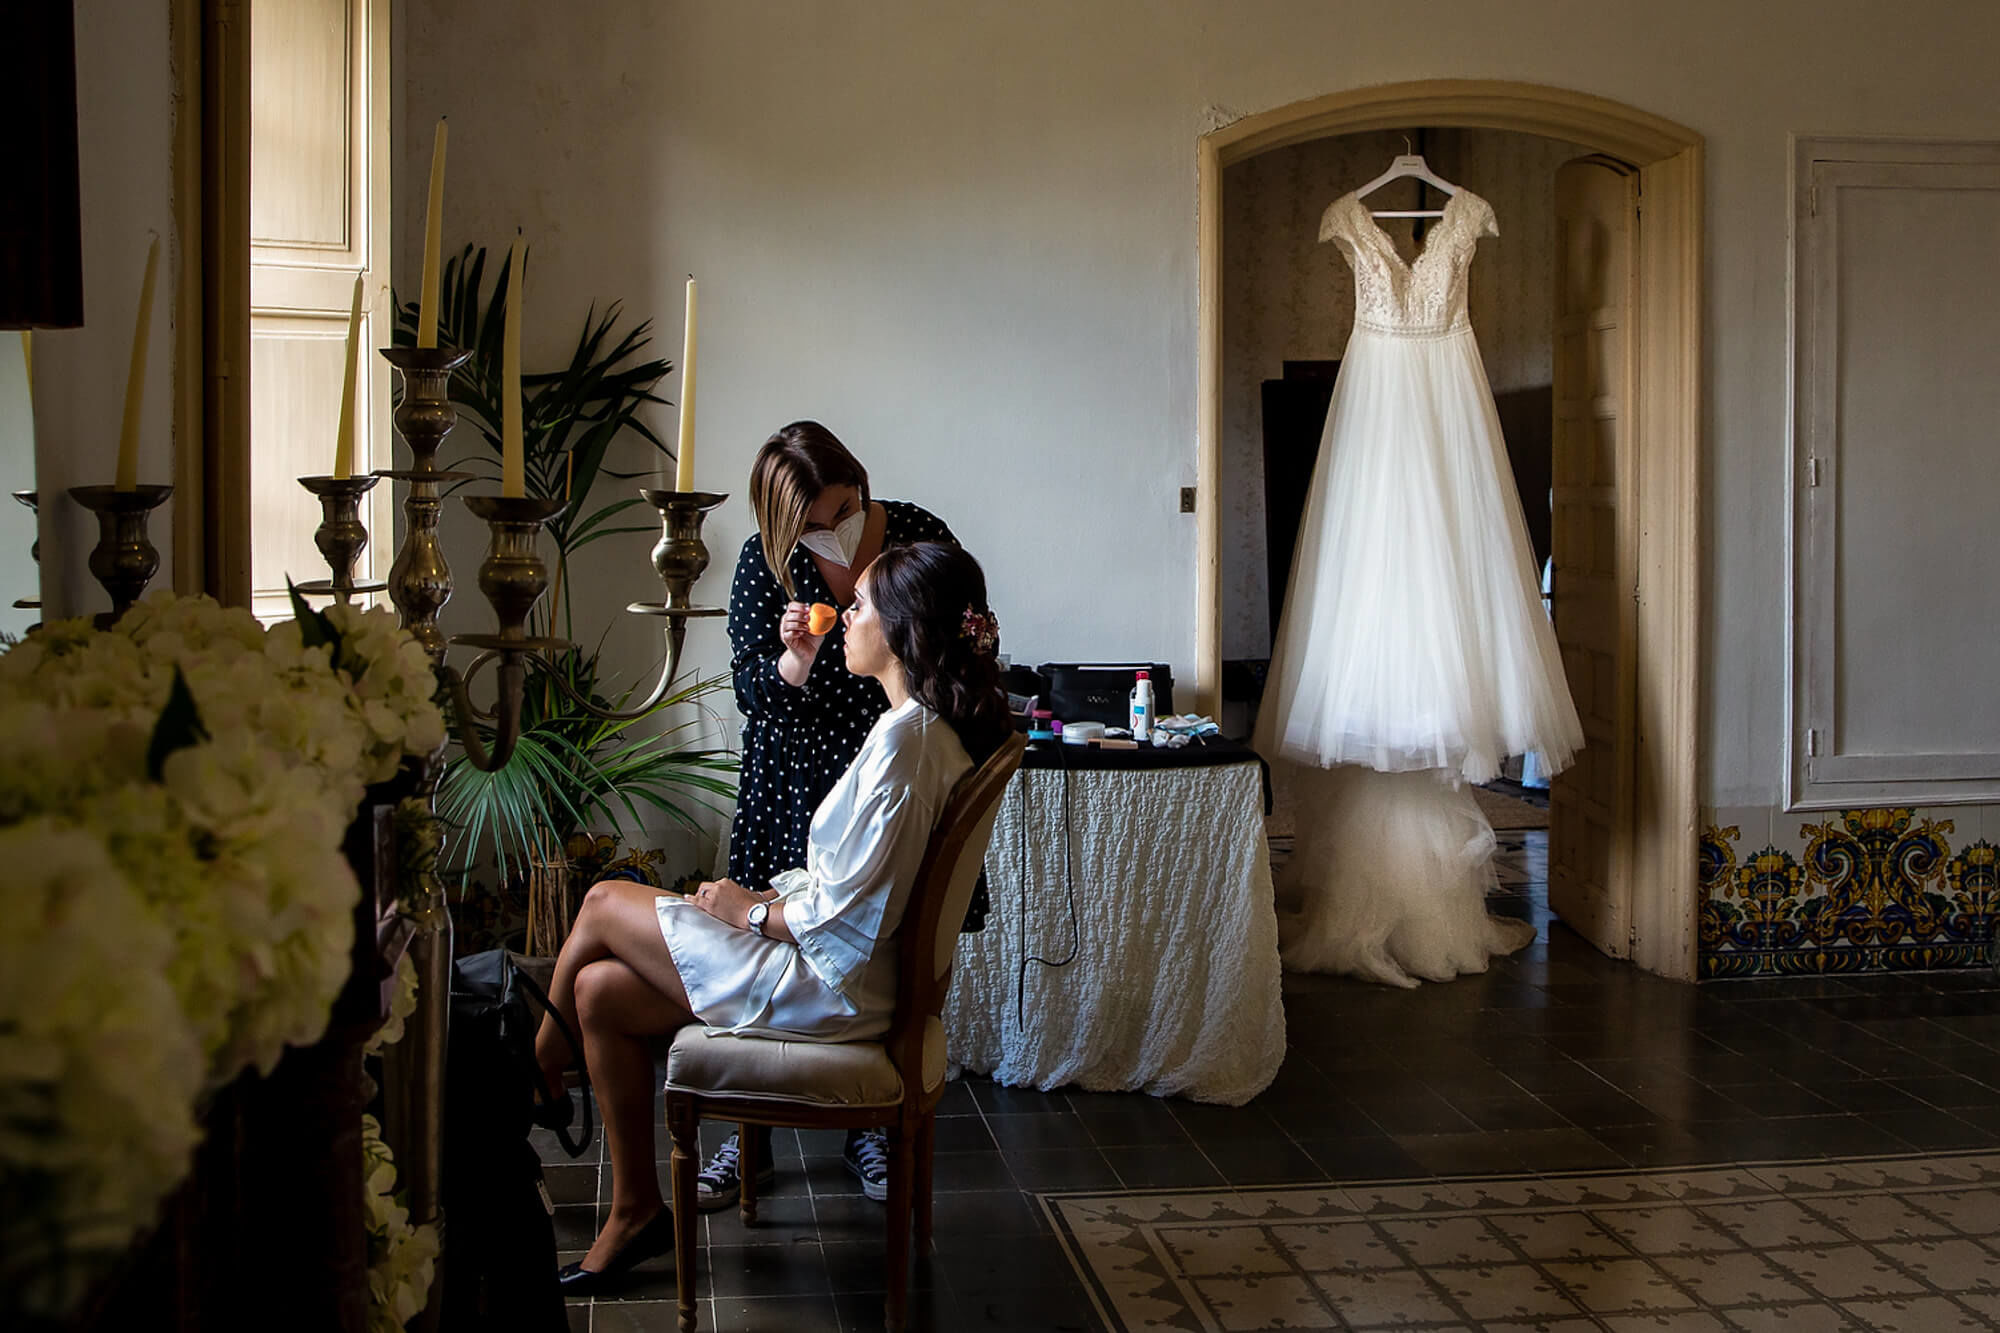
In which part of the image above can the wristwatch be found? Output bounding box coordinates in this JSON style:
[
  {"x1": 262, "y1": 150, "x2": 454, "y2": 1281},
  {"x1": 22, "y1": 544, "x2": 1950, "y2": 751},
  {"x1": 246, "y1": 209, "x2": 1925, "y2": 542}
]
[{"x1": 746, "y1": 899, "x2": 771, "y2": 937}]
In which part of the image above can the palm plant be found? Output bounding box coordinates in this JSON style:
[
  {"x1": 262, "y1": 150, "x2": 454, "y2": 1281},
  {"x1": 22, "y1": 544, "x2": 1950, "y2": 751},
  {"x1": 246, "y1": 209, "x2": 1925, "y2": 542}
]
[
  {"x1": 394, "y1": 245, "x2": 738, "y2": 889},
  {"x1": 433, "y1": 640, "x2": 738, "y2": 887}
]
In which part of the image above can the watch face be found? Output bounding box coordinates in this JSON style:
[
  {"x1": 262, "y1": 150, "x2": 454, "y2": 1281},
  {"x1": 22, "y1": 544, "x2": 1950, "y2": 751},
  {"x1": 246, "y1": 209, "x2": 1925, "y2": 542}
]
[{"x1": 748, "y1": 901, "x2": 769, "y2": 932}]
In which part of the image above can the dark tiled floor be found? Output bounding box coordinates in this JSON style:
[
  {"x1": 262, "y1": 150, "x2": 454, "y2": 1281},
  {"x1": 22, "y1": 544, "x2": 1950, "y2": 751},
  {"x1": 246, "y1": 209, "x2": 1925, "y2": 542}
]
[{"x1": 538, "y1": 831, "x2": 2000, "y2": 1331}]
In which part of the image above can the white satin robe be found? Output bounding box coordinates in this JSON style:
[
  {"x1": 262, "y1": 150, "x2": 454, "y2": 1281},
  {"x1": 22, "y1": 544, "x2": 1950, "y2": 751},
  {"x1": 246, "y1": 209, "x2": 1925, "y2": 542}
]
[{"x1": 657, "y1": 698, "x2": 971, "y2": 1040}]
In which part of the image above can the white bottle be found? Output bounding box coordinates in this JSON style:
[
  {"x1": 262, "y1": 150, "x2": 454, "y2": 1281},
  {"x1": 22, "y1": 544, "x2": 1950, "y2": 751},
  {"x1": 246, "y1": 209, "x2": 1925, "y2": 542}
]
[{"x1": 1129, "y1": 669, "x2": 1154, "y2": 742}]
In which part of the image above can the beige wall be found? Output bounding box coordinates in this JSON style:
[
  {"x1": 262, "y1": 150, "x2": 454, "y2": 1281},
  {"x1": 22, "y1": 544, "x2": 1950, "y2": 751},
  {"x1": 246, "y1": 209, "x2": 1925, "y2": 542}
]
[
  {"x1": 24, "y1": 0, "x2": 179, "y2": 620},
  {"x1": 1220, "y1": 128, "x2": 1587, "y2": 660},
  {"x1": 392, "y1": 0, "x2": 2000, "y2": 823}
]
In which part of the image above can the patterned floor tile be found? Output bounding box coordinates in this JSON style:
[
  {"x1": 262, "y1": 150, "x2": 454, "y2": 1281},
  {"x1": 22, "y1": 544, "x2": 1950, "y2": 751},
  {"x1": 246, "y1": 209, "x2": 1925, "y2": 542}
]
[
  {"x1": 1592, "y1": 1204, "x2": 1743, "y2": 1255},
  {"x1": 1432, "y1": 1263, "x2": 1585, "y2": 1322},
  {"x1": 1905, "y1": 1186, "x2": 2000, "y2": 1235},
  {"x1": 1764, "y1": 1243, "x2": 1927, "y2": 1300},
  {"x1": 1192, "y1": 1273, "x2": 1339, "y2": 1330},
  {"x1": 1598, "y1": 1313, "x2": 1733, "y2": 1331},
  {"x1": 1956, "y1": 1290, "x2": 2000, "y2": 1320},
  {"x1": 1376, "y1": 1214, "x2": 1515, "y2": 1266},
  {"x1": 1047, "y1": 1145, "x2": 2000, "y2": 1330},
  {"x1": 1162, "y1": 1225, "x2": 1292, "y2": 1277},
  {"x1": 1697, "y1": 1200, "x2": 1845, "y2": 1249},
  {"x1": 1268, "y1": 1220, "x2": 1401, "y2": 1272},
  {"x1": 1712, "y1": 1304, "x2": 1858, "y2": 1332},
  {"x1": 1309, "y1": 1266, "x2": 1459, "y2": 1326},
  {"x1": 1490, "y1": 1210, "x2": 1631, "y2": 1260},
  {"x1": 1653, "y1": 1249, "x2": 1814, "y2": 1305},
  {"x1": 1541, "y1": 1257, "x2": 1695, "y2": 1313},
  {"x1": 1835, "y1": 1293, "x2": 1990, "y2": 1331},
  {"x1": 1794, "y1": 1191, "x2": 1959, "y2": 1241},
  {"x1": 1870, "y1": 1236, "x2": 2000, "y2": 1291}
]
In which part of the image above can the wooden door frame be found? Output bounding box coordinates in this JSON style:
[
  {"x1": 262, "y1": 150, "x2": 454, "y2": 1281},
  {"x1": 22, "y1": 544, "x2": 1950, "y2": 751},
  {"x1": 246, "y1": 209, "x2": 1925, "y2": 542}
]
[
  {"x1": 169, "y1": 0, "x2": 252, "y2": 604},
  {"x1": 1195, "y1": 79, "x2": 1703, "y2": 981}
]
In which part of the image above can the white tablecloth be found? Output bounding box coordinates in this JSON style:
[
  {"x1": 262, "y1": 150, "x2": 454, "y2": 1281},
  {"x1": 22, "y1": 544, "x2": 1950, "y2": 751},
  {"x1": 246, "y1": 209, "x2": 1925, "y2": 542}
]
[{"x1": 943, "y1": 758, "x2": 1285, "y2": 1106}]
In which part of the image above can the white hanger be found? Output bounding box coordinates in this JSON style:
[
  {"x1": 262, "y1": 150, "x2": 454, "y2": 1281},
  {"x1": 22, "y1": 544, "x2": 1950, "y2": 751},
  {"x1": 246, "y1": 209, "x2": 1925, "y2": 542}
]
[{"x1": 1354, "y1": 137, "x2": 1459, "y2": 219}]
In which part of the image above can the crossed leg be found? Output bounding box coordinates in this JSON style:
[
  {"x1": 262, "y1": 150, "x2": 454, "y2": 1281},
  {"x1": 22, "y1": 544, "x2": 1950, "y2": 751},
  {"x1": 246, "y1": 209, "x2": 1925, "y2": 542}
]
[{"x1": 534, "y1": 880, "x2": 696, "y2": 1272}]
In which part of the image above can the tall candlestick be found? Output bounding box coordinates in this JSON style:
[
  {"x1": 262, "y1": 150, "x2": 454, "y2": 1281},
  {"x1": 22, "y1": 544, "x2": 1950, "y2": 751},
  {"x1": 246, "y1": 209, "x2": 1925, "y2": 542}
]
[
  {"x1": 675, "y1": 275, "x2": 697, "y2": 491},
  {"x1": 501, "y1": 236, "x2": 524, "y2": 498},
  {"x1": 416, "y1": 119, "x2": 448, "y2": 349},
  {"x1": 116, "y1": 236, "x2": 161, "y2": 491},
  {"x1": 333, "y1": 272, "x2": 365, "y2": 480}
]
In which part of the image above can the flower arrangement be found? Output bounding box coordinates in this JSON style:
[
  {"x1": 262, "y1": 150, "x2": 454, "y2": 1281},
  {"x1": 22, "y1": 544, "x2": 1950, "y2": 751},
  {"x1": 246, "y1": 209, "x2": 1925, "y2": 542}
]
[
  {"x1": 361, "y1": 950, "x2": 438, "y2": 1332},
  {"x1": 361, "y1": 1112, "x2": 441, "y2": 1332},
  {"x1": 0, "y1": 590, "x2": 447, "y2": 1321}
]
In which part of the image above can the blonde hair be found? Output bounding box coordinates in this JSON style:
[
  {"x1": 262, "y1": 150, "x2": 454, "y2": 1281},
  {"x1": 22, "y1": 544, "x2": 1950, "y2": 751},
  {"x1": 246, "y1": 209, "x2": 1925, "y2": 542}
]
[{"x1": 747, "y1": 421, "x2": 870, "y2": 598}]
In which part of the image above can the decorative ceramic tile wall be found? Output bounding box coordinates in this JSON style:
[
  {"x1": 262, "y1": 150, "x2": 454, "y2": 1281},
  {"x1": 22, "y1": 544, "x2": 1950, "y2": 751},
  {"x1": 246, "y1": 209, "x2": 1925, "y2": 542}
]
[{"x1": 1699, "y1": 805, "x2": 1999, "y2": 978}]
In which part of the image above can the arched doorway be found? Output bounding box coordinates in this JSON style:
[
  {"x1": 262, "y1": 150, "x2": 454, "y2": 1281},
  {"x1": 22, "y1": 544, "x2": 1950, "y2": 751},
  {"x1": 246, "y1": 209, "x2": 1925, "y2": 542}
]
[{"x1": 1193, "y1": 80, "x2": 1701, "y2": 981}]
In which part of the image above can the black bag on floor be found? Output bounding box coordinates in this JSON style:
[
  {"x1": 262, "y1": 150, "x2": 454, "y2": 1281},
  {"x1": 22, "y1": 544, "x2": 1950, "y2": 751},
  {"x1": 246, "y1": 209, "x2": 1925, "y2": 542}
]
[{"x1": 438, "y1": 949, "x2": 591, "y2": 1332}]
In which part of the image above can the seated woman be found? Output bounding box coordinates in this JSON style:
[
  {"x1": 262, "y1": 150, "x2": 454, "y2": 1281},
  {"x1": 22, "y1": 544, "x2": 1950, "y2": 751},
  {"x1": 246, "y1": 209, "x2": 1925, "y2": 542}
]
[{"x1": 532, "y1": 541, "x2": 1009, "y2": 1292}]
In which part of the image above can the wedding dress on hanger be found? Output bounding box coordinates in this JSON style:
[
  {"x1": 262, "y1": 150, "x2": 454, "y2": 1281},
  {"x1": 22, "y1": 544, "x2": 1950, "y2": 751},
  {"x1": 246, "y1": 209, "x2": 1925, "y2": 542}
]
[{"x1": 1256, "y1": 179, "x2": 1583, "y2": 987}]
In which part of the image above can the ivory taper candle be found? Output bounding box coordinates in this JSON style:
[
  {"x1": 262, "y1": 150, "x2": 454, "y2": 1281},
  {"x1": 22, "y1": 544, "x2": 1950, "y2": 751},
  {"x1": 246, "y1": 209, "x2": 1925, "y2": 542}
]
[
  {"x1": 416, "y1": 119, "x2": 448, "y2": 348},
  {"x1": 674, "y1": 275, "x2": 697, "y2": 490},
  {"x1": 501, "y1": 236, "x2": 524, "y2": 497},
  {"x1": 332, "y1": 273, "x2": 365, "y2": 479},
  {"x1": 116, "y1": 236, "x2": 161, "y2": 491}
]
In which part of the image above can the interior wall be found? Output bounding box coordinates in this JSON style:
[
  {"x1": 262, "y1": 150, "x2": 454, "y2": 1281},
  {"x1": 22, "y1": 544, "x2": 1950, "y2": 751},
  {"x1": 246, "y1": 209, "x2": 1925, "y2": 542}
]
[
  {"x1": 1220, "y1": 128, "x2": 1586, "y2": 662},
  {"x1": 27, "y1": 0, "x2": 179, "y2": 621},
  {"x1": 399, "y1": 0, "x2": 2000, "y2": 842},
  {"x1": 0, "y1": 339, "x2": 36, "y2": 636}
]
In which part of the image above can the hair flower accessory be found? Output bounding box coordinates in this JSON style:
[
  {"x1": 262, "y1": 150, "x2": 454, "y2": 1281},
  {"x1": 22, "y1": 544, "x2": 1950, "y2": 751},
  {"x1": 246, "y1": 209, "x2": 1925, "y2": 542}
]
[{"x1": 959, "y1": 606, "x2": 1000, "y2": 656}]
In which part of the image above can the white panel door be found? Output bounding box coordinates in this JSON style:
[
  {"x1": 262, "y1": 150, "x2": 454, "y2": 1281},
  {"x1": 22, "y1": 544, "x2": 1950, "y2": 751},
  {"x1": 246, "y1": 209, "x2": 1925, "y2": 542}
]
[
  {"x1": 1793, "y1": 142, "x2": 2000, "y2": 806},
  {"x1": 1548, "y1": 156, "x2": 1638, "y2": 959},
  {"x1": 248, "y1": 0, "x2": 391, "y2": 621}
]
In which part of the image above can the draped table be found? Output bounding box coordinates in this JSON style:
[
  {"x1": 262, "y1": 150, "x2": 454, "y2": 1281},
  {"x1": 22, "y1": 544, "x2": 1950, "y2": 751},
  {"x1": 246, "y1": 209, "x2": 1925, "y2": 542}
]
[{"x1": 943, "y1": 738, "x2": 1286, "y2": 1106}]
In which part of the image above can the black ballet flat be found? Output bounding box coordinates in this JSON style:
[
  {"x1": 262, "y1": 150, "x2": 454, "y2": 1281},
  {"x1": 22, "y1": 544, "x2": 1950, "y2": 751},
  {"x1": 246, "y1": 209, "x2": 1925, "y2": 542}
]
[{"x1": 556, "y1": 1209, "x2": 675, "y2": 1294}]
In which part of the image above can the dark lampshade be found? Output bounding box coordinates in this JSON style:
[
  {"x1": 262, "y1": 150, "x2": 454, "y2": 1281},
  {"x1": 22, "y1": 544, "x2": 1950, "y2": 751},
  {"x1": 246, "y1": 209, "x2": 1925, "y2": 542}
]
[{"x1": 0, "y1": 0, "x2": 84, "y2": 330}]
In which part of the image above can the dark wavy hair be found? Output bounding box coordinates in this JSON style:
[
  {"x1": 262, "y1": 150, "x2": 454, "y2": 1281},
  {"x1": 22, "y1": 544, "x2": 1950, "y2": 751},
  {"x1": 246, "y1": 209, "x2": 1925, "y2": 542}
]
[{"x1": 863, "y1": 542, "x2": 1010, "y2": 764}]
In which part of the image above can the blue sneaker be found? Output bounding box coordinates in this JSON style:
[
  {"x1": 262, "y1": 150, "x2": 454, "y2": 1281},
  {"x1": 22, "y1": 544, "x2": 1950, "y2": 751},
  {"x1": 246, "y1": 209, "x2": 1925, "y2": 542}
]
[
  {"x1": 843, "y1": 1129, "x2": 889, "y2": 1203},
  {"x1": 695, "y1": 1132, "x2": 776, "y2": 1213}
]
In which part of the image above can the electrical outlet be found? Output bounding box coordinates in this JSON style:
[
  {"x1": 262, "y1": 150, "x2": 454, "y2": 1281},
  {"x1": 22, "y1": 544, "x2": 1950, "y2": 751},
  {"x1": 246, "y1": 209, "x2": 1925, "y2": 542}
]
[{"x1": 1179, "y1": 486, "x2": 1196, "y2": 513}]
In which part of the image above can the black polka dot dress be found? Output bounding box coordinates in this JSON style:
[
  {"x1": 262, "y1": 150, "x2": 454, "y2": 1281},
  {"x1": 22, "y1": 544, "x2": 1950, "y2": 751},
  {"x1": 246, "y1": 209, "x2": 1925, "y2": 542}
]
[{"x1": 726, "y1": 499, "x2": 966, "y2": 902}]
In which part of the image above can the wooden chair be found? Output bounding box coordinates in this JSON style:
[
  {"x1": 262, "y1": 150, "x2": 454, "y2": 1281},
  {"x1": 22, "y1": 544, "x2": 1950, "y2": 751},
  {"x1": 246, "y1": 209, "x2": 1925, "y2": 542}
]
[{"x1": 663, "y1": 732, "x2": 1027, "y2": 1333}]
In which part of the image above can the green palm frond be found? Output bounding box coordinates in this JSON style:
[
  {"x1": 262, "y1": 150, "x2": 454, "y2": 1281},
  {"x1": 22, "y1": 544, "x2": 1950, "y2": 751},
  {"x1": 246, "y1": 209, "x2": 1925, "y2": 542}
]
[
  {"x1": 391, "y1": 244, "x2": 675, "y2": 559},
  {"x1": 435, "y1": 652, "x2": 738, "y2": 887}
]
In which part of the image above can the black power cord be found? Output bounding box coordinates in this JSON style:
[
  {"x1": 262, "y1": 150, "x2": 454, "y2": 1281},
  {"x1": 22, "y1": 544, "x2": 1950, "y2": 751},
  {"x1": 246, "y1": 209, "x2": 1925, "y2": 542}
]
[{"x1": 1014, "y1": 736, "x2": 1081, "y2": 1029}]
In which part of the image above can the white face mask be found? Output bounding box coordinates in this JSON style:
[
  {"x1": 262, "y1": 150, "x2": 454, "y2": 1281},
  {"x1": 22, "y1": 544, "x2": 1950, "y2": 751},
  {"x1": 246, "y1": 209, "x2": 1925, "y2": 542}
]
[{"x1": 798, "y1": 507, "x2": 867, "y2": 567}]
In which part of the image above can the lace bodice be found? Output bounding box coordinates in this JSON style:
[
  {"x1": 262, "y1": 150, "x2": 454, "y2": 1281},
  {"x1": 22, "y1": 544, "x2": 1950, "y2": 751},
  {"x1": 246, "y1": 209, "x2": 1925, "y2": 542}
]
[{"x1": 1320, "y1": 189, "x2": 1498, "y2": 337}]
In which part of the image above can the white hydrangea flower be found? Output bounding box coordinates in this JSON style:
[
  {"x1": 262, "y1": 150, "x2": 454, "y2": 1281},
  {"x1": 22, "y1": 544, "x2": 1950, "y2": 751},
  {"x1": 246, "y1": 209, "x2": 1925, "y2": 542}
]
[
  {"x1": 0, "y1": 819, "x2": 205, "y2": 1313},
  {"x1": 0, "y1": 591, "x2": 448, "y2": 1318},
  {"x1": 361, "y1": 1112, "x2": 439, "y2": 1331}
]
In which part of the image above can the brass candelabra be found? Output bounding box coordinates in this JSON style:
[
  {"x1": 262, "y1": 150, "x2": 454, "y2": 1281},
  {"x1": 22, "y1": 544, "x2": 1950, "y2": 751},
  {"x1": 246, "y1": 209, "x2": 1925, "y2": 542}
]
[
  {"x1": 306, "y1": 344, "x2": 727, "y2": 767},
  {"x1": 293, "y1": 343, "x2": 724, "y2": 1332},
  {"x1": 69, "y1": 483, "x2": 173, "y2": 628}
]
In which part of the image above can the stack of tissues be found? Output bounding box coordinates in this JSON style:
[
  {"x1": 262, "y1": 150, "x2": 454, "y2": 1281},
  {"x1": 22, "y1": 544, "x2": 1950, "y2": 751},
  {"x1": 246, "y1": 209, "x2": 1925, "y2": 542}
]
[{"x1": 1152, "y1": 714, "x2": 1220, "y2": 748}]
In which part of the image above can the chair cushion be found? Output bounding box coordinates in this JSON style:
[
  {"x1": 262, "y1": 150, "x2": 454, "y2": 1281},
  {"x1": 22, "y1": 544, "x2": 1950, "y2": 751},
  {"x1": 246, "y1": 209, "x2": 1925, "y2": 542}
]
[{"x1": 664, "y1": 1021, "x2": 950, "y2": 1108}]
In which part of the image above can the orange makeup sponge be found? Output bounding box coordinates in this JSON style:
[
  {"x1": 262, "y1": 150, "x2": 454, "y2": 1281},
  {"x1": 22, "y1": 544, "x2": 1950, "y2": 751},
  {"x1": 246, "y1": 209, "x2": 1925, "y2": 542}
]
[{"x1": 807, "y1": 603, "x2": 839, "y2": 636}]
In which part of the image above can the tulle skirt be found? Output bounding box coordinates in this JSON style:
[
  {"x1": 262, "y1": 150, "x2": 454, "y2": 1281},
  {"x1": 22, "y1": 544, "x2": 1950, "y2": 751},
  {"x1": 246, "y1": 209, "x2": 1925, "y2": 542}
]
[
  {"x1": 1255, "y1": 324, "x2": 1582, "y2": 784},
  {"x1": 1274, "y1": 762, "x2": 1535, "y2": 987}
]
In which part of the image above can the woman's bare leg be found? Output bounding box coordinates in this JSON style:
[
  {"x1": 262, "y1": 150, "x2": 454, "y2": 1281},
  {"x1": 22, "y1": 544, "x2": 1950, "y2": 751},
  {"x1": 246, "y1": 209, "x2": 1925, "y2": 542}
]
[
  {"x1": 535, "y1": 879, "x2": 694, "y2": 1092},
  {"x1": 571, "y1": 957, "x2": 686, "y2": 1271}
]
